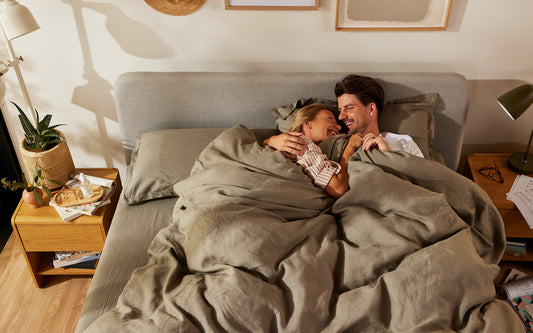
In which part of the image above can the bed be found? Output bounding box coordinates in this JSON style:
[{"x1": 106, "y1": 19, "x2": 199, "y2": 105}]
[{"x1": 75, "y1": 72, "x2": 524, "y2": 332}]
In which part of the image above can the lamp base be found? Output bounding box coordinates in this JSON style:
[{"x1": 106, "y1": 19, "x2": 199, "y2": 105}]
[{"x1": 508, "y1": 152, "x2": 533, "y2": 174}]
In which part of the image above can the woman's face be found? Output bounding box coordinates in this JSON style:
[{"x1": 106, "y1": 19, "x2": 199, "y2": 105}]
[{"x1": 303, "y1": 109, "x2": 341, "y2": 144}]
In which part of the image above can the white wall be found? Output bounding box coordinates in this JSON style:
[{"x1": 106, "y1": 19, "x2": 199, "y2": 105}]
[{"x1": 1, "y1": 0, "x2": 532, "y2": 178}]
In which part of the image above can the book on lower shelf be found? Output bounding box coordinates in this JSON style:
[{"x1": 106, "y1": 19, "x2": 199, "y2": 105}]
[
  {"x1": 53, "y1": 251, "x2": 101, "y2": 269},
  {"x1": 497, "y1": 268, "x2": 533, "y2": 332},
  {"x1": 62, "y1": 258, "x2": 98, "y2": 269},
  {"x1": 505, "y1": 238, "x2": 528, "y2": 258},
  {"x1": 50, "y1": 173, "x2": 117, "y2": 222}
]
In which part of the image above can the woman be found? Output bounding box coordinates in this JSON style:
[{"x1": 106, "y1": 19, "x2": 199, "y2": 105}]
[{"x1": 272, "y1": 103, "x2": 362, "y2": 199}]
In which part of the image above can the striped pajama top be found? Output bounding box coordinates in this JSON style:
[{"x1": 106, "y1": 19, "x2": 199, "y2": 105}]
[{"x1": 296, "y1": 136, "x2": 341, "y2": 189}]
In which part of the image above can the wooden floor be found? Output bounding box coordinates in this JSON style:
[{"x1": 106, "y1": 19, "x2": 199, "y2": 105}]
[{"x1": 0, "y1": 233, "x2": 92, "y2": 333}]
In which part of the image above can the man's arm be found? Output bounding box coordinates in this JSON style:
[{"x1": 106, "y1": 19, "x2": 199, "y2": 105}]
[
  {"x1": 361, "y1": 133, "x2": 391, "y2": 152},
  {"x1": 364, "y1": 132, "x2": 424, "y2": 158}
]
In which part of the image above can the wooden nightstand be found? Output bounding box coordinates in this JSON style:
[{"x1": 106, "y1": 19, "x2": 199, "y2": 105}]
[
  {"x1": 465, "y1": 154, "x2": 532, "y2": 262},
  {"x1": 11, "y1": 168, "x2": 122, "y2": 287}
]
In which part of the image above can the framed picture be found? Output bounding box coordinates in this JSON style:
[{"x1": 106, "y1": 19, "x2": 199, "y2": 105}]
[
  {"x1": 225, "y1": 0, "x2": 319, "y2": 10},
  {"x1": 336, "y1": 0, "x2": 452, "y2": 31}
]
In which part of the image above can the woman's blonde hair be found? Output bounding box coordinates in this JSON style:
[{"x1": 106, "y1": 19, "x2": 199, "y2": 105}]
[{"x1": 289, "y1": 103, "x2": 336, "y2": 133}]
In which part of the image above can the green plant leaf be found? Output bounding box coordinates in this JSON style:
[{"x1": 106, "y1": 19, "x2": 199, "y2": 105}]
[
  {"x1": 45, "y1": 125, "x2": 65, "y2": 133},
  {"x1": 12, "y1": 102, "x2": 37, "y2": 133},
  {"x1": 32, "y1": 189, "x2": 43, "y2": 207},
  {"x1": 49, "y1": 179, "x2": 69, "y2": 188},
  {"x1": 42, "y1": 186, "x2": 52, "y2": 199},
  {"x1": 18, "y1": 114, "x2": 37, "y2": 137},
  {"x1": 41, "y1": 128, "x2": 62, "y2": 137},
  {"x1": 33, "y1": 165, "x2": 41, "y2": 184},
  {"x1": 35, "y1": 108, "x2": 40, "y2": 124},
  {"x1": 38, "y1": 114, "x2": 52, "y2": 133}
]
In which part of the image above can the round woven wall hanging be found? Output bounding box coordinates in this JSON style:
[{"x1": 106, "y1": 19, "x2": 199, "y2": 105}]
[{"x1": 145, "y1": 0, "x2": 206, "y2": 16}]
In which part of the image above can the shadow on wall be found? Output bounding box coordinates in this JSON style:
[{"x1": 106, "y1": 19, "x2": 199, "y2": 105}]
[
  {"x1": 61, "y1": 0, "x2": 176, "y2": 167},
  {"x1": 68, "y1": 1, "x2": 176, "y2": 59}
]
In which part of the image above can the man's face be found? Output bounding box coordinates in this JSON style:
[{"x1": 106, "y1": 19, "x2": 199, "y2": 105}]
[{"x1": 337, "y1": 94, "x2": 372, "y2": 135}]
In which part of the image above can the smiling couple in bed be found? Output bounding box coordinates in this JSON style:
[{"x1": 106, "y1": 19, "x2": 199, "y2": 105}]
[{"x1": 263, "y1": 74, "x2": 424, "y2": 198}]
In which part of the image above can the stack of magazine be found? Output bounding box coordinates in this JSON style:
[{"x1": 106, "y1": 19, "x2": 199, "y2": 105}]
[
  {"x1": 53, "y1": 251, "x2": 101, "y2": 269},
  {"x1": 50, "y1": 173, "x2": 116, "y2": 222},
  {"x1": 497, "y1": 268, "x2": 533, "y2": 332}
]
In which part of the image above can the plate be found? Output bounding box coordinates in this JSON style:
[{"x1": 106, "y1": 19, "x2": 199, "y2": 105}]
[{"x1": 53, "y1": 185, "x2": 104, "y2": 207}]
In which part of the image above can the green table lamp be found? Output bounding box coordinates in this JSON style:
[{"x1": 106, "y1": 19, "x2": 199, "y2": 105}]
[{"x1": 497, "y1": 84, "x2": 533, "y2": 174}]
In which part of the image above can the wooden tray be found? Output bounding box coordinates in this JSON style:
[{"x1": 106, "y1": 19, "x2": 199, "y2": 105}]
[{"x1": 53, "y1": 185, "x2": 104, "y2": 207}]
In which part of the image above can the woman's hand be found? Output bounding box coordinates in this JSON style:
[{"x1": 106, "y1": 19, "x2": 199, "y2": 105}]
[
  {"x1": 345, "y1": 133, "x2": 363, "y2": 153},
  {"x1": 263, "y1": 132, "x2": 307, "y2": 160},
  {"x1": 328, "y1": 134, "x2": 363, "y2": 199},
  {"x1": 362, "y1": 133, "x2": 391, "y2": 152}
]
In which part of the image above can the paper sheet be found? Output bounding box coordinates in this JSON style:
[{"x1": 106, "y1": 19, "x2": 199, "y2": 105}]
[{"x1": 507, "y1": 175, "x2": 533, "y2": 228}]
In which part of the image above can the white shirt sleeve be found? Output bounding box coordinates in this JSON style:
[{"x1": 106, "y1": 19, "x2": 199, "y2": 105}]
[{"x1": 381, "y1": 132, "x2": 424, "y2": 158}]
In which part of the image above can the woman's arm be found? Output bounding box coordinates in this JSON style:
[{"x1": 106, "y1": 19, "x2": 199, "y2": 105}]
[
  {"x1": 263, "y1": 132, "x2": 307, "y2": 160},
  {"x1": 324, "y1": 134, "x2": 363, "y2": 198}
]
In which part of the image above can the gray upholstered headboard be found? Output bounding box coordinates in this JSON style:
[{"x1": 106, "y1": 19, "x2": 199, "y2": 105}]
[{"x1": 115, "y1": 72, "x2": 469, "y2": 170}]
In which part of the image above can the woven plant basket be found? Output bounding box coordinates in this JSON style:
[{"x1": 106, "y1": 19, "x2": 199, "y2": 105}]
[{"x1": 20, "y1": 131, "x2": 75, "y2": 189}]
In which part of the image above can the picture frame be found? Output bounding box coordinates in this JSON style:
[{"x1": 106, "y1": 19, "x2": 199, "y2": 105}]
[
  {"x1": 336, "y1": 0, "x2": 452, "y2": 31},
  {"x1": 225, "y1": 0, "x2": 319, "y2": 10}
]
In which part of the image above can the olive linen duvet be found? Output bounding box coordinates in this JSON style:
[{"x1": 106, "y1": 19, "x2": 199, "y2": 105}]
[{"x1": 84, "y1": 125, "x2": 523, "y2": 332}]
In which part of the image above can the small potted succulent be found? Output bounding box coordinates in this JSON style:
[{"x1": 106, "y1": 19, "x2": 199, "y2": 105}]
[
  {"x1": 1, "y1": 164, "x2": 66, "y2": 208},
  {"x1": 13, "y1": 102, "x2": 76, "y2": 189}
]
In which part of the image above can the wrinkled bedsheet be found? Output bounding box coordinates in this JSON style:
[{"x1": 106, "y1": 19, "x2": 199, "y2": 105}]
[{"x1": 86, "y1": 125, "x2": 524, "y2": 332}]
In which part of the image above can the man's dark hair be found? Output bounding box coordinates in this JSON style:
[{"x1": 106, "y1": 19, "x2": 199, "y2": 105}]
[{"x1": 334, "y1": 74, "x2": 385, "y2": 117}]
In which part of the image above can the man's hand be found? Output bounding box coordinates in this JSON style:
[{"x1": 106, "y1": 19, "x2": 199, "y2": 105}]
[
  {"x1": 263, "y1": 132, "x2": 307, "y2": 160},
  {"x1": 362, "y1": 133, "x2": 391, "y2": 152}
]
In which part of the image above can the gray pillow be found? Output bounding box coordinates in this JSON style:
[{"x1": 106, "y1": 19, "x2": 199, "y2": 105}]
[
  {"x1": 123, "y1": 128, "x2": 277, "y2": 205},
  {"x1": 273, "y1": 93, "x2": 438, "y2": 159},
  {"x1": 273, "y1": 98, "x2": 338, "y2": 133},
  {"x1": 380, "y1": 93, "x2": 438, "y2": 159}
]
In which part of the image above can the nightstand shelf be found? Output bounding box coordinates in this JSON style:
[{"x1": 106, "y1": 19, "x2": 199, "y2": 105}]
[
  {"x1": 11, "y1": 168, "x2": 121, "y2": 287},
  {"x1": 26, "y1": 251, "x2": 98, "y2": 276},
  {"x1": 465, "y1": 154, "x2": 533, "y2": 262}
]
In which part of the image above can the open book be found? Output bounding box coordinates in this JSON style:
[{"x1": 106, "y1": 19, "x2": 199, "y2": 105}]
[{"x1": 498, "y1": 268, "x2": 533, "y2": 332}]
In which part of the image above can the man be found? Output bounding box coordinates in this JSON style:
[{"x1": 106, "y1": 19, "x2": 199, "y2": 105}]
[
  {"x1": 335, "y1": 74, "x2": 423, "y2": 157},
  {"x1": 263, "y1": 74, "x2": 423, "y2": 159}
]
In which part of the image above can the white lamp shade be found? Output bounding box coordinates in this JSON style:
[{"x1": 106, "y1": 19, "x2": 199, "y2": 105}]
[{"x1": 0, "y1": 0, "x2": 39, "y2": 40}]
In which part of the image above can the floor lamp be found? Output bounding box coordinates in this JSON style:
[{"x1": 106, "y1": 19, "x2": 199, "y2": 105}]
[
  {"x1": 497, "y1": 84, "x2": 533, "y2": 174},
  {"x1": 0, "y1": 0, "x2": 39, "y2": 125}
]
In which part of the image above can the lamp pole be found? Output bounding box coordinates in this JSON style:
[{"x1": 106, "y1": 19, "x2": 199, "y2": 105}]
[
  {"x1": 0, "y1": 24, "x2": 36, "y2": 125},
  {"x1": 523, "y1": 129, "x2": 533, "y2": 163},
  {"x1": 0, "y1": 0, "x2": 39, "y2": 127},
  {"x1": 1, "y1": 39, "x2": 36, "y2": 126}
]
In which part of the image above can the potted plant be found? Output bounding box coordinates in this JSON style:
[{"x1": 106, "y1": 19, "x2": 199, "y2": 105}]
[
  {"x1": 13, "y1": 102, "x2": 75, "y2": 189},
  {"x1": 1, "y1": 164, "x2": 66, "y2": 208}
]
